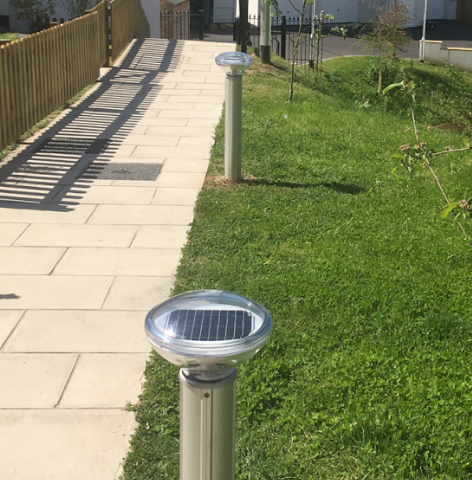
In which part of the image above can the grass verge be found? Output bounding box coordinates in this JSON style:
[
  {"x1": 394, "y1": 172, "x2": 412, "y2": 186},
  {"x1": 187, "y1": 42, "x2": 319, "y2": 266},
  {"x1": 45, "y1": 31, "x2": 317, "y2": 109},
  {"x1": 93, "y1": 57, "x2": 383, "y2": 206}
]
[
  {"x1": 122, "y1": 55, "x2": 472, "y2": 479},
  {"x1": 0, "y1": 32, "x2": 19, "y2": 40}
]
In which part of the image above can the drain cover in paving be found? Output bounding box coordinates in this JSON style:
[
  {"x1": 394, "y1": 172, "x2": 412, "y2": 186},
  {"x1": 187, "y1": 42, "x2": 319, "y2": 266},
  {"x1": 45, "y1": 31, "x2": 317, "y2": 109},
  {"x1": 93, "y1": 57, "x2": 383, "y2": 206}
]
[
  {"x1": 36, "y1": 138, "x2": 110, "y2": 155},
  {"x1": 80, "y1": 163, "x2": 162, "y2": 181}
]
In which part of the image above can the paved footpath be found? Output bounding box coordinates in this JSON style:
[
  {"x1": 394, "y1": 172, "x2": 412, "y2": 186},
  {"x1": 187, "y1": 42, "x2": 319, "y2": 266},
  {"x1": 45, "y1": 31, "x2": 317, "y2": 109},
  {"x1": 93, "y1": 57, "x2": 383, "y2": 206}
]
[{"x1": 0, "y1": 38, "x2": 233, "y2": 480}]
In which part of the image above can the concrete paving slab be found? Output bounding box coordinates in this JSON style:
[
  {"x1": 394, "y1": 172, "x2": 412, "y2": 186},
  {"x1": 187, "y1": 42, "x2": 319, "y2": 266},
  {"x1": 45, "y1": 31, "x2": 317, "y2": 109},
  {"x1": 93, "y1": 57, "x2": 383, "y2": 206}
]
[
  {"x1": 179, "y1": 65, "x2": 211, "y2": 72},
  {"x1": 175, "y1": 82, "x2": 224, "y2": 90},
  {"x1": 0, "y1": 247, "x2": 65, "y2": 274},
  {"x1": 58, "y1": 353, "x2": 148, "y2": 408},
  {"x1": 110, "y1": 144, "x2": 136, "y2": 158},
  {"x1": 0, "y1": 310, "x2": 23, "y2": 349},
  {"x1": 145, "y1": 126, "x2": 215, "y2": 137},
  {"x1": 87, "y1": 204, "x2": 194, "y2": 225},
  {"x1": 54, "y1": 247, "x2": 182, "y2": 276},
  {"x1": 131, "y1": 145, "x2": 211, "y2": 159},
  {"x1": 169, "y1": 95, "x2": 224, "y2": 104},
  {"x1": 0, "y1": 353, "x2": 77, "y2": 407},
  {"x1": 14, "y1": 224, "x2": 138, "y2": 247},
  {"x1": 178, "y1": 136, "x2": 214, "y2": 148},
  {"x1": 0, "y1": 224, "x2": 29, "y2": 246},
  {"x1": 164, "y1": 88, "x2": 203, "y2": 96},
  {"x1": 131, "y1": 225, "x2": 190, "y2": 249},
  {"x1": 151, "y1": 187, "x2": 200, "y2": 205},
  {"x1": 156, "y1": 171, "x2": 206, "y2": 188},
  {"x1": 187, "y1": 57, "x2": 219, "y2": 65},
  {"x1": 162, "y1": 158, "x2": 209, "y2": 173},
  {"x1": 0, "y1": 204, "x2": 96, "y2": 224},
  {"x1": 194, "y1": 102, "x2": 224, "y2": 111},
  {"x1": 3, "y1": 310, "x2": 150, "y2": 353},
  {"x1": 110, "y1": 180, "x2": 160, "y2": 187},
  {"x1": 54, "y1": 185, "x2": 157, "y2": 205},
  {"x1": 157, "y1": 109, "x2": 222, "y2": 119},
  {"x1": 147, "y1": 102, "x2": 196, "y2": 111},
  {"x1": 0, "y1": 275, "x2": 113, "y2": 309},
  {"x1": 0, "y1": 409, "x2": 136, "y2": 480},
  {"x1": 102, "y1": 276, "x2": 175, "y2": 311},
  {"x1": 187, "y1": 118, "x2": 219, "y2": 127},
  {"x1": 121, "y1": 134, "x2": 179, "y2": 146},
  {"x1": 138, "y1": 117, "x2": 189, "y2": 126}
]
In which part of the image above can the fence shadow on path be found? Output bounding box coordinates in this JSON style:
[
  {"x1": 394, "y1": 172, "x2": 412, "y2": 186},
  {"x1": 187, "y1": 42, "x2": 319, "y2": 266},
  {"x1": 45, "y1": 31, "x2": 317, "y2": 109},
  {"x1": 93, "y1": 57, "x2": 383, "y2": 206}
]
[{"x1": 0, "y1": 38, "x2": 183, "y2": 212}]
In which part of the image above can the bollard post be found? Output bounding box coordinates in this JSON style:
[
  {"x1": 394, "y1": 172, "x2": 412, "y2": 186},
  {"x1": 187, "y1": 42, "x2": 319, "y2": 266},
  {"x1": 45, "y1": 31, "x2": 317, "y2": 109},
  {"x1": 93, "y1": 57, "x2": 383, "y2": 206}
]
[
  {"x1": 260, "y1": 0, "x2": 271, "y2": 64},
  {"x1": 145, "y1": 290, "x2": 272, "y2": 480},
  {"x1": 215, "y1": 52, "x2": 253, "y2": 182}
]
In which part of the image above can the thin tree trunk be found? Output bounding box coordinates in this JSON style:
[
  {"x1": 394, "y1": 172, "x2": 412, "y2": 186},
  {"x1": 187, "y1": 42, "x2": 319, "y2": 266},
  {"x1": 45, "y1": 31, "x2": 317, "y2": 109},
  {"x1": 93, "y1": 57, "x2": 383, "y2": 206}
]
[{"x1": 289, "y1": 0, "x2": 308, "y2": 101}]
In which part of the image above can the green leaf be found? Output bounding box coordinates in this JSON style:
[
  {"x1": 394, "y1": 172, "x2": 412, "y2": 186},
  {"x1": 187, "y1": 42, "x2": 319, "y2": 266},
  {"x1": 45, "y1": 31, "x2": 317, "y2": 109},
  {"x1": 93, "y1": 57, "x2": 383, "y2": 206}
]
[
  {"x1": 383, "y1": 83, "x2": 404, "y2": 95},
  {"x1": 441, "y1": 202, "x2": 459, "y2": 219}
]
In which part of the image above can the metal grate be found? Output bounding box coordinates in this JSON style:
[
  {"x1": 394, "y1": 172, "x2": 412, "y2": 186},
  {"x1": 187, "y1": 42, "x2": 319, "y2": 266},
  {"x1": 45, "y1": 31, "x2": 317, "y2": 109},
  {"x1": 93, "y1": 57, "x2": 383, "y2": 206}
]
[
  {"x1": 80, "y1": 162, "x2": 162, "y2": 181},
  {"x1": 35, "y1": 138, "x2": 110, "y2": 155},
  {"x1": 165, "y1": 310, "x2": 254, "y2": 341}
]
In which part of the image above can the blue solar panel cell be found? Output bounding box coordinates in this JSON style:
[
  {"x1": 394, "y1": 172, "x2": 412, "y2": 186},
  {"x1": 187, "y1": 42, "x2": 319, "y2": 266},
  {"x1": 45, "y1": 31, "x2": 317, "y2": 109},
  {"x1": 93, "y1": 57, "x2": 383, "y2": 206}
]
[{"x1": 165, "y1": 310, "x2": 253, "y2": 341}]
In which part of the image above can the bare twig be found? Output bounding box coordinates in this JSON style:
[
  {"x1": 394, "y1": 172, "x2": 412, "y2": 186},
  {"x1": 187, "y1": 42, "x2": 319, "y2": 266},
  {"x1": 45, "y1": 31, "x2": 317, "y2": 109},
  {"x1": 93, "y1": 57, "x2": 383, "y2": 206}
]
[
  {"x1": 431, "y1": 146, "x2": 472, "y2": 156},
  {"x1": 288, "y1": 0, "x2": 302, "y2": 16},
  {"x1": 407, "y1": 91, "x2": 471, "y2": 246}
]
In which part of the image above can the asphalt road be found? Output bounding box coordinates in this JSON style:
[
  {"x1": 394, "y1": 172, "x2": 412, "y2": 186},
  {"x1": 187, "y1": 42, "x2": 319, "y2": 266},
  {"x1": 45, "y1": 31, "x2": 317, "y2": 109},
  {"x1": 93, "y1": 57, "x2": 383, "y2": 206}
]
[{"x1": 203, "y1": 19, "x2": 472, "y2": 62}]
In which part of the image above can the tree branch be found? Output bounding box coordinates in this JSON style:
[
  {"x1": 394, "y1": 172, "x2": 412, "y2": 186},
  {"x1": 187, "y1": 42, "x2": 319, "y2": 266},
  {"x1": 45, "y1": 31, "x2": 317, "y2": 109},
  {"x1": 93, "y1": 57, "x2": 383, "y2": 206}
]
[{"x1": 431, "y1": 146, "x2": 472, "y2": 157}]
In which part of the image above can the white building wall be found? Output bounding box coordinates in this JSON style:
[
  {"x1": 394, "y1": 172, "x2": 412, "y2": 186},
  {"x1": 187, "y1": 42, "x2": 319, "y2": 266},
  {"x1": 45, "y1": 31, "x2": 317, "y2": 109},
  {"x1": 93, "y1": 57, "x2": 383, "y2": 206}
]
[
  {"x1": 444, "y1": 0, "x2": 457, "y2": 19},
  {"x1": 248, "y1": 0, "x2": 454, "y2": 25},
  {"x1": 141, "y1": 0, "x2": 160, "y2": 37},
  {"x1": 0, "y1": 0, "x2": 9, "y2": 17}
]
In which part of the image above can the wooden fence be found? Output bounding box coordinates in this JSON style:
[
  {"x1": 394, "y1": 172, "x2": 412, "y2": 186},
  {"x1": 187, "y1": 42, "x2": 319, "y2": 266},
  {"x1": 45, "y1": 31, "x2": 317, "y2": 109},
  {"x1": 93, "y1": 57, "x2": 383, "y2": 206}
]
[
  {"x1": 0, "y1": 0, "x2": 150, "y2": 152},
  {"x1": 111, "y1": 0, "x2": 135, "y2": 62},
  {"x1": 86, "y1": 0, "x2": 109, "y2": 68},
  {"x1": 0, "y1": 8, "x2": 104, "y2": 151}
]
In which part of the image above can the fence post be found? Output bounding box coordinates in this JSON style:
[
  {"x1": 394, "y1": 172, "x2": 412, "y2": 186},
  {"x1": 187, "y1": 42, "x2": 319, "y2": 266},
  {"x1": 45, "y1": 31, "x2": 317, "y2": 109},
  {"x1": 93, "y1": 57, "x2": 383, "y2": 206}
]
[
  {"x1": 281, "y1": 16, "x2": 286, "y2": 60},
  {"x1": 198, "y1": 10, "x2": 204, "y2": 40},
  {"x1": 240, "y1": 0, "x2": 248, "y2": 53},
  {"x1": 107, "y1": 4, "x2": 112, "y2": 62}
]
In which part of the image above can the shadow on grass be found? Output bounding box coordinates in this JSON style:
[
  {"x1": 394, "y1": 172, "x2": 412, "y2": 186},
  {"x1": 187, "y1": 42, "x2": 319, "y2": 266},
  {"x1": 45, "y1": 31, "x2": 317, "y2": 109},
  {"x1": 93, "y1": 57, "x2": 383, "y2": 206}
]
[{"x1": 243, "y1": 177, "x2": 365, "y2": 194}]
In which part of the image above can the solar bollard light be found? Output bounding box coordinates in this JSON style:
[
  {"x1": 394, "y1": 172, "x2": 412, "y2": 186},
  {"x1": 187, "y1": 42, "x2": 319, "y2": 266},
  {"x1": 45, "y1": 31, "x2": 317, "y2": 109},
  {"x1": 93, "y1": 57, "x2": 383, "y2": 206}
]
[
  {"x1": 215, "y1": 52, "x2": 253, "y2": 182},
  {"x1": 145, "y1": 290, "x2": 272, "y2": 480}
]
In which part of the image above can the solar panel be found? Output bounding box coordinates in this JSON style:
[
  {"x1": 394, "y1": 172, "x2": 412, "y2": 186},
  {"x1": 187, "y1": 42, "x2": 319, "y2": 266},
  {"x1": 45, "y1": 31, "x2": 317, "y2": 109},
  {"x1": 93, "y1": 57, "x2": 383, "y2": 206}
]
[{"x1": 164, "y1": 310, "x2": 253, "y2": 341}]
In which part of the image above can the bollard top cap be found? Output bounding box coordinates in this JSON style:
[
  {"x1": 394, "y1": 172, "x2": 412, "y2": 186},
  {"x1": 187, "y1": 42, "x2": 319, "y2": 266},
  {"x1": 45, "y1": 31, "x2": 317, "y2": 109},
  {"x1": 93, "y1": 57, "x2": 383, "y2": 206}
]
[
  {"x1": 145, "y1": 290, "x2": 272, "y2": 374},
  {"x1": 215, "y1": 52, "x2": 253, "y2": 76}
]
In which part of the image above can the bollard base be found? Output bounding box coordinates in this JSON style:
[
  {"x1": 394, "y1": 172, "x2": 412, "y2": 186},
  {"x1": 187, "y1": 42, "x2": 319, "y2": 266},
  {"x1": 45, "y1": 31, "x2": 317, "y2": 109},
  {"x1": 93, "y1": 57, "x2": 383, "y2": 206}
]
[
  {"x1": 309, "y1": 59, "x2": 314, "y2": 69},
  {"x1": 260, "y1": 45, "x2": 271, "y2": 64},
  {"x1": 180, "y1": 369, "x2": 237, "y2": 480}
]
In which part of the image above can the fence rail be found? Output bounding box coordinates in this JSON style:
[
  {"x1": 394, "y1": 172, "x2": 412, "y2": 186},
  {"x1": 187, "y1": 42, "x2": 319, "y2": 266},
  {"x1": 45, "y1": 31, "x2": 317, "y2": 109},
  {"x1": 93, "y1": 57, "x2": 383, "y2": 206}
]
[{"x1": 0, "y1": 0, "x2": 150, "y2": 151}]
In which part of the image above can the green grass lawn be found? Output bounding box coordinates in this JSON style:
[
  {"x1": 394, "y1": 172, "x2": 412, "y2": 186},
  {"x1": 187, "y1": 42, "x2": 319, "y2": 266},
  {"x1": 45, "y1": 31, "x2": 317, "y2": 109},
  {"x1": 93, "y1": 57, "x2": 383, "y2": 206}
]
[
  {"x1": 122, "y1": 56, "x2": 472, "y2": 480},
  {"x1": 0, "y1": 32, "x2": 19, "y2": 40}
]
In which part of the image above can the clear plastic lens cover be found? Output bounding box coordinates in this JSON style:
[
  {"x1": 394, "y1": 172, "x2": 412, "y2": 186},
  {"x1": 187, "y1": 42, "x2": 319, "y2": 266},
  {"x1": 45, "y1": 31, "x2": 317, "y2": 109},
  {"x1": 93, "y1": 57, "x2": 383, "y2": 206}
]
[
  {"x1": 215, "y1": 52, "x2": 253, "y2": 75},
  {"x1": 145, "y1": 290, "x2": 272, "y2": 365}
]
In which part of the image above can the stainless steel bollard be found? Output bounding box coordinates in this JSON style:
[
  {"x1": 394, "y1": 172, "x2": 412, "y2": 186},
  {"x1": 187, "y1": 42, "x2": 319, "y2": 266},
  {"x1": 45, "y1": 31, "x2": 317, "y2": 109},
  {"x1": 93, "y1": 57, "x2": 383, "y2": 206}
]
[
  {"x1": 145, "y1": 290, "x2": 272, "y2": 480},
  {"x1": 215, "y1": 52, "x2": 253, "y2": 182}
]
